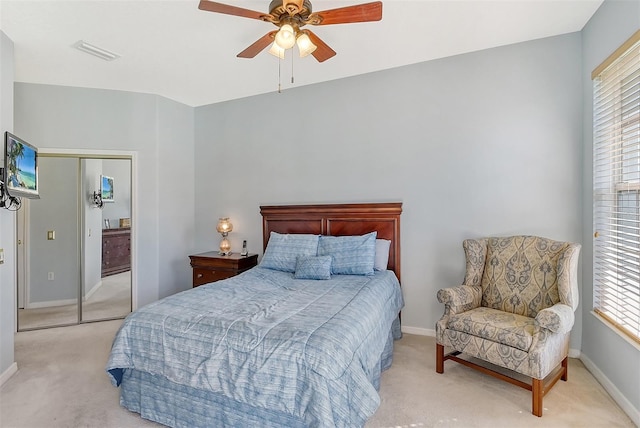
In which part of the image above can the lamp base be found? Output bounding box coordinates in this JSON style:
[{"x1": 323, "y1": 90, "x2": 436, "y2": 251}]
[{"x1": 219, "y1": 236, "x2": 231, "y2": 256}]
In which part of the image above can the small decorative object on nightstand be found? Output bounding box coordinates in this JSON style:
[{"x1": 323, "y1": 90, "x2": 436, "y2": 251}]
[
  {"x1": 189, "y1": 252, "x2": 258, "y2": 287},
  {"x1": 216, "y1": 217, "x2": 233, "y2": 255}
]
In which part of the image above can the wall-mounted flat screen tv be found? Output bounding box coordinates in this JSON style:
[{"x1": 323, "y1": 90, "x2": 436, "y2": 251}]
[{"x1": 4, "y1": 132, "x2": 40, "y2": 199}]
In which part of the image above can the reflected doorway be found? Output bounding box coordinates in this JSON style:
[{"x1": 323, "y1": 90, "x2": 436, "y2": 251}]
[{"x1": 17, "y1": 155, "x2": 132, "y2": 330}]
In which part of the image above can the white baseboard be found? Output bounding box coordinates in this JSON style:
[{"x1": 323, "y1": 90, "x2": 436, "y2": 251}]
[
  {"x1": 84, "y1": 280, "x2": 103, "y2": 301},
  {"x1": 401, "y1": 325, "x2": 435, "y2": 336},
  {"x1": 580, "y1": 353, "x2": 640, "y2": 426},
  {"x1": 26, "y1": 298, "x2": 76, "y2": 309},
  {"x1": 0, "y1": 362, "x2": 18, "y2": 387},
  {"x1": 24, "y1": 282, "x2": 102, "y2": 308}
]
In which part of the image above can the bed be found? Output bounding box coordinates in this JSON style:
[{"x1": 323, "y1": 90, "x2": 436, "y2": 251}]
[{"x1": 106, "y1": 202, "x2": 404, "y2": 427}]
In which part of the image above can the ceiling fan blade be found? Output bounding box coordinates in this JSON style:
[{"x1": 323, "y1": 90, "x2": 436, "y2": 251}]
[
  {"x1": 311, "y1": 1, "x2": 382, "y2": 26},
  {"x1": 198, "y1": 0, "x2": 266, "y2": 20},
  {"x1": 303, "y1": 30, "x2": 336, "y2": 63},
  {"x1": 237, "y1": 31, "x2": 277, "y2": 58}
]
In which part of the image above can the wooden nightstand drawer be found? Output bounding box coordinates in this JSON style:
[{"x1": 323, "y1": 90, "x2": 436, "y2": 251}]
[
  {"x1": 189, "y1": 252, "x2": 258, "y2": 288},
  {"x1": 192, "y1": 268, "x2": 235, "y2": 287}
]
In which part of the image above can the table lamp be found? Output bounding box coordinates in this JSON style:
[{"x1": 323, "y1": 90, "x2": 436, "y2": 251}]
[{"x1": 216, "y1": 217, "x2": 233, "y2": 255}]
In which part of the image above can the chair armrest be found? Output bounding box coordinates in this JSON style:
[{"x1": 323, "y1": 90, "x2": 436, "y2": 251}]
[
  {"x1": 535, "y1": 303, "x2": 574, "y2": 334},
  {"x1": 437, "y1": 284, "x2": 482, "y2": 314}
]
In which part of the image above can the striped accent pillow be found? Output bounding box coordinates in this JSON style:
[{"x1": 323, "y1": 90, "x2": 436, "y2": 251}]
[
  {"x1": 260, "y1": 232, "x2": 319, "y2": 273},
  {"x1": 317, "y1": 232, "x2": 377, "y2": 275},
  {"x1": 294, "y1": 255, "x2": 332, "y2": 280}
]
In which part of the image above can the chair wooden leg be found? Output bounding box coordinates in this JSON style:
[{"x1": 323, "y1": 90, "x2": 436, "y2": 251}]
[
  {"x1": 436, "y1": 343, "x2": 445, "y2": 373},
  {"x1": 561, "y1": 357, "x2": 568, "y2": 381},
  {"x1": 532, "y1": 378, "x2": 543, "y2": 417}
]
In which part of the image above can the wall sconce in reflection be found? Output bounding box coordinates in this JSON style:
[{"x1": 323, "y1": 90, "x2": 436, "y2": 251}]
[
  {"x1": 216, "y1": 217, "x2": 233, "y2": 255},
  {"x1": 91, "y1": 191, "x2": 103, "y2": 208}
]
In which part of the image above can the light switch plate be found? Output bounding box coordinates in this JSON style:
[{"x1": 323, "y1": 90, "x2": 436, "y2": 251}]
[
  {"x1": 0, "y1": 248, "x2": 4, "y2": 264},
  {"x1": 47, "y1": 230, "x2": 55, "y2": 240}
]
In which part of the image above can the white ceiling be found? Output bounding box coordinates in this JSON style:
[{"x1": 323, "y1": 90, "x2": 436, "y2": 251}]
[{"x1": 0, "y1": 0, "x2": 603, "y2": 107}]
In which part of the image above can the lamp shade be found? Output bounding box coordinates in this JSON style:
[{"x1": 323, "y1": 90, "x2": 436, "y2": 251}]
[
  {"x1": 216, "y1": 217, "x2": 233, "y2": 234},
  {"x1": 296, "y1": 33, "x2": 316, "y2": 58},
  {"x1": 274, "y1": 24, "x2": 296, "y2": 49},
  {"x1": 268, "y1": 41, "x2": 286, "y2": 59}
]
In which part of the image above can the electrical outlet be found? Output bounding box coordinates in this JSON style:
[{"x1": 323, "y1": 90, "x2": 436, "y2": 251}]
[{"x1": 48, "y1": 272, "x2": 54, "y2": 280}]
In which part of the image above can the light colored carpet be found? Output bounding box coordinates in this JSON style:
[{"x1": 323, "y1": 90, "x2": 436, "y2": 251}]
[
  {"x1": 0, "y1": 320, "x2": 634, "y2": 428},
  {"x1": 17, "y1": 272, "x2": 131, "y2": 330}
]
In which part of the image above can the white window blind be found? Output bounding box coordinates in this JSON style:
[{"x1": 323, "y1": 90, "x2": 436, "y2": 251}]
[{"x1": 593, "y1": 31, "x2": 640, "y2": 344}]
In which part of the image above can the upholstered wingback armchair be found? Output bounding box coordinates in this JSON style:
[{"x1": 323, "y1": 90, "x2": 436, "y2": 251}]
[{"x1": 436, "y1": 236, "x2": 580, "y2": 417}]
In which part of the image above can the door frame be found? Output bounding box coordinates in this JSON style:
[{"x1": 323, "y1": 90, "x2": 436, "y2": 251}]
[{"x1": 16, "y1": 198, "x2": 29, "y2": 309}]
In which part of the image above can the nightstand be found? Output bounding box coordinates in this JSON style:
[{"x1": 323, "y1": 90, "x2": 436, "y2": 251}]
[{"x1": 189, "y1": 252, "x2": 258, "y2": 287}]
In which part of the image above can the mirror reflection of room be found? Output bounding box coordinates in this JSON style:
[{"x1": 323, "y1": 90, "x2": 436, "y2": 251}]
[
  {"x1": 84, "y1": 158, "x2": 131, "y2": 323},
  {"x1": 17, "y1": 156, "x2": 131, "y2": 330}
]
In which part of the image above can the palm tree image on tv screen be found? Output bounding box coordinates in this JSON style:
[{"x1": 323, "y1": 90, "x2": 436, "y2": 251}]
[{"x1": 7, "y1": 137, "x2": 37, "y2": 192}]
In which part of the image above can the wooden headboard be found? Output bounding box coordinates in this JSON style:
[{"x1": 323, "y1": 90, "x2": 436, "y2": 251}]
[{"x1": 260, "y1": 202, "x2": 402, "y2": 283}]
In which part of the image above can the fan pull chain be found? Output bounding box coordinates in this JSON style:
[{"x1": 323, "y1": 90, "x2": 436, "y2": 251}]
[
  {"x1": 291, "y1": 52, "x2": 295, "y2": 84},
  {"x1": 278, "y1": 56, "x2": 282, "y2": 94}
]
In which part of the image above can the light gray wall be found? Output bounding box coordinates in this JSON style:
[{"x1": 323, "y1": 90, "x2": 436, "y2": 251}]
[
  {"x1": 581, "y1": 0, "x2": 640, "y2": 417},
  {"x1": 101, "y1": 159, "x2": 131, "y2": 227},
  {"x1": 28, "y1": 156, "x2": 79, "y2": 304},
  {"x1": 195, "y1": 32, "x2": 584, "y2": 347},
  {"x1": 157, "y1": 96, "x2": 195, "y2": 298},
  {"x1": 0, "y1": 31, "x2": 16, "y2": 379},
  {"x1": 13, "y1": 83, "x2": 196, "y2": 309}
]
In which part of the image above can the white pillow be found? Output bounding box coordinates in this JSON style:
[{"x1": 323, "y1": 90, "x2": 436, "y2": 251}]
[{"x1": 374, "y1": 239, "x2": 391, "y2": 271}]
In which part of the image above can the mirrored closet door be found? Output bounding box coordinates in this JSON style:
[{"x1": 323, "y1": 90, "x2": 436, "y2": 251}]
[{"x1": 17, "y1": 155, "x2": 132, "y2": 330}]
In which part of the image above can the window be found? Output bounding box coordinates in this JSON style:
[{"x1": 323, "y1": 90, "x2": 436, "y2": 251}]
[{"x1": 593, "y1": 30, "x2": 640, "y2": 344}]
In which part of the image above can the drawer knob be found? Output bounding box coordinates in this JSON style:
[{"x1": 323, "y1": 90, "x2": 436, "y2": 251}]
[{"x1": 197, "y1": 273, "x2": 203, "y2": 278}]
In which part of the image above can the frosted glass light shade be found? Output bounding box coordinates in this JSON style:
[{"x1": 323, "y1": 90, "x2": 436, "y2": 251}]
[
  {"x1": 268, "y1": 41, "x2": 285, "y2": 59},
  {"x1": 275, "y1": 24, "x2": 296, "y2": 49},
  {"x1": 296, "y1": 33, "x2": 316, "y2": 58}
]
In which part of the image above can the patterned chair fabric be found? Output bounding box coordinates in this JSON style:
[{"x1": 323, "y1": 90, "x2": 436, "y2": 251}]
[{"x1": 436, "y1": 236, "x2": 581, "y2": 380}]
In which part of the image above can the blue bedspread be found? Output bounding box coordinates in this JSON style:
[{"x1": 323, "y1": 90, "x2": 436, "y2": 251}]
[{"x1": 106, "y1": 267, "x2": 404, "y2": 427}]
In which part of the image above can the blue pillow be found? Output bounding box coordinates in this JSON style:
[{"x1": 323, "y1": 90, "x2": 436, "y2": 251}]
[
  {"x1": 260, "y1": 232, "x2": 319, "y2": 273},
  {"x1": 294, "y1": 255, "x2": 332, "y2": 280},
  {"x1": 317, "y1": 231, "x2": 377, "y2": 275}
]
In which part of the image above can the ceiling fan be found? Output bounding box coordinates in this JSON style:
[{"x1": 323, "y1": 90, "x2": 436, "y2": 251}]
[{"x1": 198, "y1": 0, "x2": 383, "y2": 62}]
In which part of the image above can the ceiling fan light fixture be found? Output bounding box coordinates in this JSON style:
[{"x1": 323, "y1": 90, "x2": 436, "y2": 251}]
[
  {"x1": 296, "y1": 33, "x2": 316, "y2": 58},
  {"x1": 274, "y1": 24, "x2": 296, "y2": 49},
  {"x1": 198, "y1": 0, "x2": 382, "y2": 62},
  {"x1": 268, "y1": 41, "x2": 286, "y2": 59}
]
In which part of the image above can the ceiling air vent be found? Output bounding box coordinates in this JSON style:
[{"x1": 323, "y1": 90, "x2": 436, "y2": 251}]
[{"x1": 72, "y1": 40, "x2": 120, "y2": 61}]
